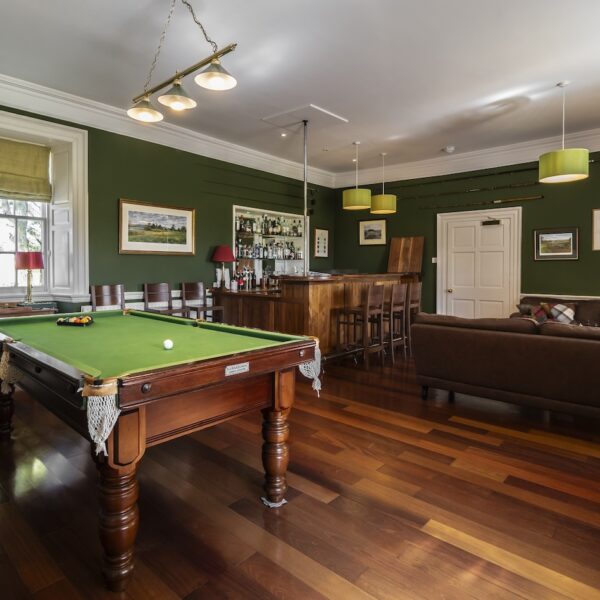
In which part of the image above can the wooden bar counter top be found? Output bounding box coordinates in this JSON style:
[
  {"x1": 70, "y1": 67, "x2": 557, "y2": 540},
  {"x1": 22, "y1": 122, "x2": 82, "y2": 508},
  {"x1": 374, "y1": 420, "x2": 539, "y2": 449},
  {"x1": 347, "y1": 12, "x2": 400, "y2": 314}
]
[{"x1": 213, "y1": 272, "x2": 417, "y2": 355}]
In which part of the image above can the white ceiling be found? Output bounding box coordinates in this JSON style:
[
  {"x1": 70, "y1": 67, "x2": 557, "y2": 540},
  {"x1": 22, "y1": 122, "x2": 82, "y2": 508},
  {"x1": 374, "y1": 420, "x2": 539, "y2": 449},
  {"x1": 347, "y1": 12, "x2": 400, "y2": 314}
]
[{"x1": 1, "y1": 0, "x2": 600, "y2": 175}]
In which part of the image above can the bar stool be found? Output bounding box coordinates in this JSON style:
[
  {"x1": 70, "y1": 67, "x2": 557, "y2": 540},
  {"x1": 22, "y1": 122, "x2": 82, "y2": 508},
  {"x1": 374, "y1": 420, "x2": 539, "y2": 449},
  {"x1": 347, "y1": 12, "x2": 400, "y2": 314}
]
[
  {"x1": 406, "y1": 281, "x2": 422, "y2": 356},
  {"x1": 383, "y1": 283, "x2": 408, "y2": 364},
  {"x1": 340, "y1": 284, "x2": 385, "y2": 369}
]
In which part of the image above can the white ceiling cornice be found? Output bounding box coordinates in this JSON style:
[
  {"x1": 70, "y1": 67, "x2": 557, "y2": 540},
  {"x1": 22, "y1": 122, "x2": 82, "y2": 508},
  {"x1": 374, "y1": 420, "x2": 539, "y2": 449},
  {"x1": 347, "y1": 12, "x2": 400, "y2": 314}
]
[
  {"x1": 0, "y1": 73, "x2": 336, "y2": 188},
  {"x1": 2, "y1": 73, "x2": 600, "y2": 191},
  {"x1": 335, "y1": 128, "x2": 600, "y2": 189}
]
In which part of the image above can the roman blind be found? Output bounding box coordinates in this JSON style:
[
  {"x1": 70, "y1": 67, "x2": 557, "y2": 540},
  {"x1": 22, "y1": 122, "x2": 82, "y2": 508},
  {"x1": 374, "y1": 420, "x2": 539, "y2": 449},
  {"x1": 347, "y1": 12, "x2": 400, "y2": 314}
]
[{"x1": 0, "y1": 138, "x2": 52, "y2": 201}]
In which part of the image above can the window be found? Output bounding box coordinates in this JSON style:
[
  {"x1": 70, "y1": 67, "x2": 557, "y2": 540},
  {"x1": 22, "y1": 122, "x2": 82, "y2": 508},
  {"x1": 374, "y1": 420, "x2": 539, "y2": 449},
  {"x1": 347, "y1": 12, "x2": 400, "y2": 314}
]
[{"x1": 0, "y1": 198, "x2": 48, "y2": 292}]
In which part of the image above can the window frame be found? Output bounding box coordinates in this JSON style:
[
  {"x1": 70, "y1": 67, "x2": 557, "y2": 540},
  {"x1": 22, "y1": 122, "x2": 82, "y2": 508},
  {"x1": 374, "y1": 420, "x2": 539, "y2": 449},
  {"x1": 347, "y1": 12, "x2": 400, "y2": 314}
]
[{"x1": 0, "y1": 199, "x2": 50, "y2": 294}]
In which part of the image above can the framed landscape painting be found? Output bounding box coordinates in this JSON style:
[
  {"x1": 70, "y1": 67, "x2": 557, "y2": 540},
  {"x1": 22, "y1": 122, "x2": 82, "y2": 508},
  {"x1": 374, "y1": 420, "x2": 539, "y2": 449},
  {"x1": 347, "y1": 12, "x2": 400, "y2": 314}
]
[
  {"x1": 359, "y1": 219, "x2": 387, "y2": 246},
  {"x1": 119, "y1": 199, "x2": 195, "y2": 255},
  {"x1": 534, "y1": 227, "x2": 578, "y2": 261}
]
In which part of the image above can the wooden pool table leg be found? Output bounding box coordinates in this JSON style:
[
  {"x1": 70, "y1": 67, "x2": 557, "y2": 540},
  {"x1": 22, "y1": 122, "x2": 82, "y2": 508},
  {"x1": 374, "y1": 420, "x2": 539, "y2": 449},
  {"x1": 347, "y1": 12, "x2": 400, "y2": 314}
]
[
  {"x1": 261, "y1": 407, "x2": 290, "y2": 505},
  {"x1": 0, "y1": 384, "x2": 14, "y2": 440},
  {"x1": 95, "y1": 458, "x2": 139, "y2": 592}
]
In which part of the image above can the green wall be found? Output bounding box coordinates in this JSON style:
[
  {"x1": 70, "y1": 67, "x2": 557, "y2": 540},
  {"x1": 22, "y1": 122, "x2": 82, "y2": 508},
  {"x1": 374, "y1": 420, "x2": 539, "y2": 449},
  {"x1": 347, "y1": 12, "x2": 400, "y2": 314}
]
[
  {"x1": 334, "y1": 155, "x2": 600, "y2": 312},
  {"x1": 0, "y1": 106, "x2": 336, "y2": 300},
  {"x1": 88, "y1": 129, "x2": 336, "y2": 289}
]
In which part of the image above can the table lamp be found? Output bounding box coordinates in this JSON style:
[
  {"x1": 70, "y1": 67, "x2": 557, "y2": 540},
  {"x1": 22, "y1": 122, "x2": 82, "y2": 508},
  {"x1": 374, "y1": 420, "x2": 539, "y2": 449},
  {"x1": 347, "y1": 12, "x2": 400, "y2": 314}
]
[
  {"x1": 15, "y1": 251, "x2": 44, "y2": 304},
  {"x1": 211, "y1": 245, "x2": 235, "y2": 288}
]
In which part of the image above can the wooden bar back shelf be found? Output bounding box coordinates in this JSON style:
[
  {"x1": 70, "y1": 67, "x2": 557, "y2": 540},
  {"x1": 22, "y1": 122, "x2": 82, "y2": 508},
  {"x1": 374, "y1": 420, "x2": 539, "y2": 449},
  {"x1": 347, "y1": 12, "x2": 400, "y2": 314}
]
[{"x1": 387, "y1": 236, "x2": 424, "y2": 274}]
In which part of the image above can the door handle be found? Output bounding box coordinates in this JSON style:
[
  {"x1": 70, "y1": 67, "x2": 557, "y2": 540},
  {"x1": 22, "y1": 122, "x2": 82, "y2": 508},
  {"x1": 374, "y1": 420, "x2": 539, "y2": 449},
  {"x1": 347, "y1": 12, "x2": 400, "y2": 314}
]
[{"x1": 447, "y1": 288, "x2": 453, "y2": 293}]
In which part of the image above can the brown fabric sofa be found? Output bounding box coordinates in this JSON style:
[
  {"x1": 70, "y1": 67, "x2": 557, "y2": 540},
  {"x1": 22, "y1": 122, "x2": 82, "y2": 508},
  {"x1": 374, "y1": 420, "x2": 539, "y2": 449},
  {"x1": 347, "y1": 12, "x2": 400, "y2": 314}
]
[
  {"x1": 513, "y1": 295, "x2": 600, "y2": 325},
  {"x1": 411, "y1": 313, "x2": 600, "y2": 417}
]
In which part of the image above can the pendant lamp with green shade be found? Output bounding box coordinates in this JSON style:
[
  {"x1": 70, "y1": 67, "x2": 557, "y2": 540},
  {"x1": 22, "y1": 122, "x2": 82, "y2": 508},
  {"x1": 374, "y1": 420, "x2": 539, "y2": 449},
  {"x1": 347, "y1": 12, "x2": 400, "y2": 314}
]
[
  {"x1": 539, "y1": 82, "x2": 589, "y2": 183},
  {"x1": 343, "y1": 141, "x2": 371, "y2": 210},
  {"x1": 371, "y1": 152, "x2": 397, "y2": 214}
]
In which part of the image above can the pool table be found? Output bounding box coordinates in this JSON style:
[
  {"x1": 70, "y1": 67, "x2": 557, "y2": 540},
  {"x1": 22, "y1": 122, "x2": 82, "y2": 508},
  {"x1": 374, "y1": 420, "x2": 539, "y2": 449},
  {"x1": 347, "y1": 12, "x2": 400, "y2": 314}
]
[{"x1": 0, "y1": 310, "x2": 316, "y2": 591}]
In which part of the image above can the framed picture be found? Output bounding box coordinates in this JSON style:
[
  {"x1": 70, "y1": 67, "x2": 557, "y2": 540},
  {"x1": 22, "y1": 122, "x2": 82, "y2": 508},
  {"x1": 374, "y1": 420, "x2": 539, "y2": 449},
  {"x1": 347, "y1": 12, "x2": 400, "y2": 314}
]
[
  {"x1": 314, "y1": 227, "x2": 329, "y2": 258},
  {"x1": 359, "y1": 219, "x2": 387, "y2": 246},
  {"x1": 534, "y1": 227, "x2": 578, "y2": 261},
  {"x1": 593, "y1": 209, "x2": 600, "y2": 251},
  {"x1": 119, "y1": 199, "x2": 195, "y2": 255}
]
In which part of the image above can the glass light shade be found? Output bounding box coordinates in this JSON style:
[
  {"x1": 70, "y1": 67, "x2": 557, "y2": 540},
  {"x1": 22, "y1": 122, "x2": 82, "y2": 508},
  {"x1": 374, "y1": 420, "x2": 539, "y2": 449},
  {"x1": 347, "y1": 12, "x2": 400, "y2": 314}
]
[
  {"x1": 127, "y1": 98, "x2": 163, "y2": 122},
  {"x1": 195, "y1": 59, "x2": 237, "y2": 91},
  {"x1": 343, "y1": 188, "x2": 371, "y2": 210},
  {"x1": 539, "y1": 148, "x2": 589, "y2": 183},
  {"x1": 370, "y1": 194, "x2": 396, "y2": 214},
  {"x1": 158, "y1": 82, "x2": 197, "y2": 111}
]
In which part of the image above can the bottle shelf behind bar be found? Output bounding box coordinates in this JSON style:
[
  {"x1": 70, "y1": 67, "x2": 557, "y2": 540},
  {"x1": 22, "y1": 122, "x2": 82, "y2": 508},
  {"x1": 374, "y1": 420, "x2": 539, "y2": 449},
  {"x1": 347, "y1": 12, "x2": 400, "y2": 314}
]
[{"x1": 232, "y1": 205, "x2": 306, "y2": 284}]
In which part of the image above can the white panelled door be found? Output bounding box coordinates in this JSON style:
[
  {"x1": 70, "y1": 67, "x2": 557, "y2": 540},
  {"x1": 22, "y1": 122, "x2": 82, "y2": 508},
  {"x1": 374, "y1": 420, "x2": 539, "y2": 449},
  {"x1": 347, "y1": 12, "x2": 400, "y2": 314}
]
[{"x1": 437, "y1": 207, "x2": 521, "y2": 318}]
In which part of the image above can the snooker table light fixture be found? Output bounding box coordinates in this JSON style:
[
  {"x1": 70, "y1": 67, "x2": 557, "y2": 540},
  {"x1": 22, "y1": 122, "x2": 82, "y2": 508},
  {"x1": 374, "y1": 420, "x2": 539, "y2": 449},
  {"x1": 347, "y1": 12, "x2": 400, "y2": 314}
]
[{"x1": 127, "y1": 0, "x2": 237, "y2": 124}]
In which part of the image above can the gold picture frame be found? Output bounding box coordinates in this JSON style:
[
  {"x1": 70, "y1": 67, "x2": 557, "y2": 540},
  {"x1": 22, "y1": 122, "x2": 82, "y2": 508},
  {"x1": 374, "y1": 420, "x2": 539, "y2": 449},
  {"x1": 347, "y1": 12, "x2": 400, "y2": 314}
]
[
  {"x1": 119, "y1": 199, "x2": 195, "y2": 255},
  {"x1": 359, "y1": 219, "x2": 387, "y2": 246}
]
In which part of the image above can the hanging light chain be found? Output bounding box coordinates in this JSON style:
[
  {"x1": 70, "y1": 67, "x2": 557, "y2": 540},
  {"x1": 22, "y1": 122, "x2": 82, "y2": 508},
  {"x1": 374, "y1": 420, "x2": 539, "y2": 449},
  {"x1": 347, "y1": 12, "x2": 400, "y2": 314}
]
[
  {"x1": 143, "y1": 0, "x2": 177, "y2": 94},
  {"x1": 181, "y1": 0, "x2": 219, "y2": 54},
  {"x1": 382, "y1": 153, "x2": 386, "y2": 194},
  {"x1": 561, "y1": 84, "x2": 566, "y2": 150},
  {"x1": 355, "y1": 142, "x2": 359, "y2": 189}
]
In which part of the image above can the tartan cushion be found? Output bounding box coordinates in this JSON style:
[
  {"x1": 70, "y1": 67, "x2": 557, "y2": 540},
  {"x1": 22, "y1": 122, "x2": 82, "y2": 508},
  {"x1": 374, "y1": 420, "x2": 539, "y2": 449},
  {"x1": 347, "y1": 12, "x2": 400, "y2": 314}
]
[
  {"x1": 531, "y1": 304, "x2": 549, "y2": 323},
  {"x1": 550, "y1": 303, "x2": 576, "y2": 324}
]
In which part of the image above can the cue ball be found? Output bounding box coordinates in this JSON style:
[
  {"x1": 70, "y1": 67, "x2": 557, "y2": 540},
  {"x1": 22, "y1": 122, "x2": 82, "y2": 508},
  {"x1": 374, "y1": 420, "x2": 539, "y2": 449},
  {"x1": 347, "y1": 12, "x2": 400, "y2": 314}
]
[{"x1": 163, "y1": 339, "x2": 174, "y2": 350}]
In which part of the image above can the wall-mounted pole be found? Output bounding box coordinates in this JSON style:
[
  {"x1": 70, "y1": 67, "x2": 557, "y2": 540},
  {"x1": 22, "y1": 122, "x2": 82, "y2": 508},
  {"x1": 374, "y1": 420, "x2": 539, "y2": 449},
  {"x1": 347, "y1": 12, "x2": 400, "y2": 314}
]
[{"x1": 303, "y1": 119, "x2": 309, "y2": 276}]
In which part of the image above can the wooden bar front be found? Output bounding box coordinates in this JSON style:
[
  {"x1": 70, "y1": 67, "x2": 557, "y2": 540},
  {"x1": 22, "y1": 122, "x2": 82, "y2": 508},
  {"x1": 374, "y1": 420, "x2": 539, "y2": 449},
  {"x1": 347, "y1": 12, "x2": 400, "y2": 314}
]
[{"x1": 213, "y1": 273, "x2": 417, "y2": 355}]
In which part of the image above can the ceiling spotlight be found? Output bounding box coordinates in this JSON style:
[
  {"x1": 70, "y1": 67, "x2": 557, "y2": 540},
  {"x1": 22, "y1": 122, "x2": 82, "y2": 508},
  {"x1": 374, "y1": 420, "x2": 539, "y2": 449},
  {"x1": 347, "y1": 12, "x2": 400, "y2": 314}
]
[
  {"x1": 127, "y1": 96, "x2": 164, "y2": 123},
  {"x1": 352, "y1": 158, "x2": 357, "y2": 162},
  {"x1": 195, "y1": 58, "x2": 237, "y2": 91},
  {"x1": 158, "y1": 79, "x2": 197, "y2": 111},
  {"x1": 444, "y1": 145, "x2": 456, "y2": 154},
  {"x1": 280, "y1": 132, "x2": 288, "y2": 137}
]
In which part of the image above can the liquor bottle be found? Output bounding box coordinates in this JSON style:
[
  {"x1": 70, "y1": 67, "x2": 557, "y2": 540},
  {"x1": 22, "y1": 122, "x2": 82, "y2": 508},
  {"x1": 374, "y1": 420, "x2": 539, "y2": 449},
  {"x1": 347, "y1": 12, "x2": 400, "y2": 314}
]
[
  {"x1": 297, "y1": 219, "x2": 303, "y2": 237},
  {"x1": 235, "y1": 215, "x2": 240, "y2": 231}
]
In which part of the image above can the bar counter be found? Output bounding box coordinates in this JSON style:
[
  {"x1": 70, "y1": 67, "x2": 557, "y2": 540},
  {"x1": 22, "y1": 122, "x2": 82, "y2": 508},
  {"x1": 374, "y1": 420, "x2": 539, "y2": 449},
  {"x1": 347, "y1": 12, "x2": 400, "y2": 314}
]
[{"x1": 213, "y1": 273, "x2": 417, "y2": 355}]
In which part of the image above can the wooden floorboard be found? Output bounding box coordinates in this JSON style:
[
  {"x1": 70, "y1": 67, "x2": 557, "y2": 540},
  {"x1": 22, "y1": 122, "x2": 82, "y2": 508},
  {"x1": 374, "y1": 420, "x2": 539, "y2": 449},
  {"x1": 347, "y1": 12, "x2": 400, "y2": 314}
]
[{"x1": 1, "y1": 358, "x2": 600, "y2": 598}]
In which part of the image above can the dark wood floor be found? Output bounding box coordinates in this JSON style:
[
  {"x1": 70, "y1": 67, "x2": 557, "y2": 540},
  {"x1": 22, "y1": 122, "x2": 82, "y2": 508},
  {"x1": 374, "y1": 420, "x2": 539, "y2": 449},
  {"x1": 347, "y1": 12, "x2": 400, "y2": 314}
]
[{"x1": 2, "y1": 359, "x2": 600, "y2": 599}]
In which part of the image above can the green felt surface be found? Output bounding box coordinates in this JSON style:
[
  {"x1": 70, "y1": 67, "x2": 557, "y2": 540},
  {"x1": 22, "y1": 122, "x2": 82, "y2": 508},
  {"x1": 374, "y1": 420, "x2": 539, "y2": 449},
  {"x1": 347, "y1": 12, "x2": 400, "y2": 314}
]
[{"x1": 0, "y1": 310, "x2": 302, "y2": 379}]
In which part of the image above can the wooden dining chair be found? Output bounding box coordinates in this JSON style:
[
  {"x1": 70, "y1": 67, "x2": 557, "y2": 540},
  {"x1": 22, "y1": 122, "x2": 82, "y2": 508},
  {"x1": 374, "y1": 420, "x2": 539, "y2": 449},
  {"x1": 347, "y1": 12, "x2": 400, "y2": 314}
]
[
  {"x1": 90, "y1": 284, "x2": 126, "y2": 311},
  {"x1": 181, "y1": 282, "x2": 224, "y2": 322},
  {"x1": 143, "y1": 282, "x2": 190, "y2": 318}
]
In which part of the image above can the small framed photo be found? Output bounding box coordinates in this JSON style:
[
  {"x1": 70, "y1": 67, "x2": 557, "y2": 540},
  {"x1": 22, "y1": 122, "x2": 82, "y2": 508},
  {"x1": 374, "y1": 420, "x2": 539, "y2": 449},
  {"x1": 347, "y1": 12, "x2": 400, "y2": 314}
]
[
  {"x1": 534, "y1": 227, "x2": 578, "y2": 261},
  {"x1": 593, "y1": 209, "x2": 600, "y2": 251},
  {"x1": 119, "y1": 199, "x2": 195, "y2": 255},
  {"x1": 359, "y1": 219, "x2": 387, "y2": 246},
  {"x1": 314, "y1": 227, "x2": 329, "y2": 258}
]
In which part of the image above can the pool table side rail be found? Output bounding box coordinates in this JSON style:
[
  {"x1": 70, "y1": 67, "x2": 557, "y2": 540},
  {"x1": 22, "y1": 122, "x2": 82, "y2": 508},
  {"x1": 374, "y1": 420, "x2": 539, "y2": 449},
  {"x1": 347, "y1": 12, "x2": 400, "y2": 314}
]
[{"x1": 0, "y1": 332, "x2": 315, "y2": 410}]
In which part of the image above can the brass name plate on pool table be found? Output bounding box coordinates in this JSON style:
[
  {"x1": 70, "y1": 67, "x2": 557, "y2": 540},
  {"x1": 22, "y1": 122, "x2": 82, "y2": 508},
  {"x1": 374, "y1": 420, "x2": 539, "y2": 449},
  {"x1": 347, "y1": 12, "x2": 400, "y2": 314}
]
[{"x1": 225, "y1": 362, "x2": 250, "y2": 376}]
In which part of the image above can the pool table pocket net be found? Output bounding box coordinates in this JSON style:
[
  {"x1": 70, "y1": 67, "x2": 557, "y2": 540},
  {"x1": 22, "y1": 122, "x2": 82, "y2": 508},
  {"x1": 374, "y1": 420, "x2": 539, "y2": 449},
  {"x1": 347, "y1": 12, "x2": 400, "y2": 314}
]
[{"x1": 82, "y1": 376, "x2": 121, "y2": 455}]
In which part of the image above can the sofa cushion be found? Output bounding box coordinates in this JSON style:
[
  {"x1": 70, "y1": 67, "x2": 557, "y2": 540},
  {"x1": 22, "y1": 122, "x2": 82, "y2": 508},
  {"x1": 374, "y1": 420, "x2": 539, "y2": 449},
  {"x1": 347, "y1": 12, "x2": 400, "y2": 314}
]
[
  {"x1": 414, "y1": 313, "x2": 539, "y2": 334},
  {"x1": 540, "y1": 321, "x2": 600, "y2": 341},
  {"x1": 573, "y1": 300, "x2": 600, "y2": 325},
  {"x1": 549, "y1": 303, "x2": 576, "y2": 324}
]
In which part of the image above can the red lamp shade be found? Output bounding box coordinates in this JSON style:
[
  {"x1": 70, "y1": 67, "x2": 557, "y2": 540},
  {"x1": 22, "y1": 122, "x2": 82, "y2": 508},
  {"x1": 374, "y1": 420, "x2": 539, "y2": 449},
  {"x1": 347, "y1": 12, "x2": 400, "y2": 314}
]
[
  {"x1": 211, "y1": 245, "x2": 235, "y2": 263},
  {"x1": 15, "y1": 251, "x2": 44, "y2": 270}
]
